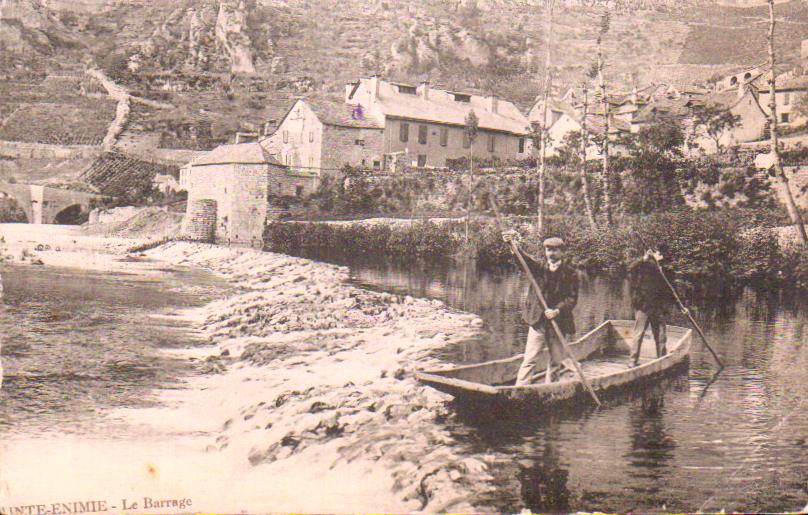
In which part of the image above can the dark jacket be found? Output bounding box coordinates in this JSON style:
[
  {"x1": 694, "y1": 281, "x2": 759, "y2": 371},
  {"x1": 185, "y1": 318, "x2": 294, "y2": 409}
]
[
  {"x1": 519, "y1": 252, "x2": 579, "y2": 335},
  {"x1": 628, "y1": 258, "x2": 674, "y2": 315}
]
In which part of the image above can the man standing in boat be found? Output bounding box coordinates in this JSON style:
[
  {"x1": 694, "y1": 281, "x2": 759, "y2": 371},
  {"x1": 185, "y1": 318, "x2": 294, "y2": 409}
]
[
  {"x1": 502, "y1": 232, "x2": 579, "y2": 385},
  {"x1": 627, "y1": 244, "x2": 675, "y2": 368}
]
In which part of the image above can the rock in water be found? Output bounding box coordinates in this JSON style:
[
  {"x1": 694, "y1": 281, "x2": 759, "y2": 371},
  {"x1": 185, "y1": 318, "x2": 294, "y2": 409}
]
[{"x1": 215, "y1": 0, "x2": 256, "y2": 74}]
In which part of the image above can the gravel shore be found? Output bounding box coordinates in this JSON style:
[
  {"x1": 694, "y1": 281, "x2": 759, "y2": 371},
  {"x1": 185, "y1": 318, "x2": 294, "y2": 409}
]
[{"x1": 139, "y1": 241, "x2": 494, "y2": 512}]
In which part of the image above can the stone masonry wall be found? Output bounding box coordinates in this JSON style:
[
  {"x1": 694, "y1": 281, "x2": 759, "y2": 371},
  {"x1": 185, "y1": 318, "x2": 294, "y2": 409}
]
[
  {"x1": 184, "y1": 162, "x2": 270, "y2": 245},
  {"x1": 321, "y1": 126, "x2": 385, "y2": 175}
]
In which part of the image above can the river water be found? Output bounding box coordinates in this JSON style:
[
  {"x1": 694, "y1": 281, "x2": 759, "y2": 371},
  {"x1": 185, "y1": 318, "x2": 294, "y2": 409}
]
[
  {"x1": 2, "y1": 250, "x2": 808, "y2": 513},
  {"x1": 342, "y1": 256, "x2": 808, "y2": 513},
  {"x1": 0, "y1": 262, "x2": 224, "y2": 438}
]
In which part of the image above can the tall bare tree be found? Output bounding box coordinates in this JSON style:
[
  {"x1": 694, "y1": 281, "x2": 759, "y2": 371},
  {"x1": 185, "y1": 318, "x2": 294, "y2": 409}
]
[
  {"x1": 596, "y1": 12, "x2": 612, "y2": 227},
  {"x1": 536, "y1": 0, "x2": 555, "y2": 236},
  {"x1": 766, "y1": 0, "x2": 807, "y2": 246},
  {"x1": 579, "y1": 84, "x2": 598, "y2": 230},
  {"x1": 464, "y1": 109, "x2": 479, "y2": 245}
]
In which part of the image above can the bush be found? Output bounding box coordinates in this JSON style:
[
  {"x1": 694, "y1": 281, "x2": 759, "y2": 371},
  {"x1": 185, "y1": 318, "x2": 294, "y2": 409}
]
[
  {"x1": 263, "y1": 210, "x2": 808, "y2": 291},
  {"x1": 781, "y1": 243, "x2": 808, "y2": 291}
]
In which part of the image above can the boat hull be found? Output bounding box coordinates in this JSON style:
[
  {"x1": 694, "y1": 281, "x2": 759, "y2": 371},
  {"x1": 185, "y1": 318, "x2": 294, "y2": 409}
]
[{"x1": 416, "y1": 320, "x2": 693, "y2": 408}]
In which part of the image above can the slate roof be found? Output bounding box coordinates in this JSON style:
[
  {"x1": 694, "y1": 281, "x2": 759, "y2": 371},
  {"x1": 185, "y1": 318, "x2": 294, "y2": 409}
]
[
  {"x1": 190, "y1": 142, "x2": 281, "y2": 166},
  {"x1": 305, "y1": 96, "x2": 385, "y2": 129},
  {"x1": 356, "y1": 78, "x2": 530, "y2": 135}
]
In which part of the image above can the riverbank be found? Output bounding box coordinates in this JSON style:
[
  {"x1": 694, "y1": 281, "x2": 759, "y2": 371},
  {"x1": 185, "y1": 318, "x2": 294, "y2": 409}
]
[
  {"x1": 133, "y1": 241, "x2": 491, "y2": 512},
  {"x1": 0, "y1": 224, "x2": 494, "y2": 512}
]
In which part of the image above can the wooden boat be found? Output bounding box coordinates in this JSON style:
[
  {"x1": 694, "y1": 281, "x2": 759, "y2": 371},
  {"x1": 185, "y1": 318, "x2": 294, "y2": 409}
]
[{"x1": 416, "y1": 320, "x2": 692, "y2": 406}]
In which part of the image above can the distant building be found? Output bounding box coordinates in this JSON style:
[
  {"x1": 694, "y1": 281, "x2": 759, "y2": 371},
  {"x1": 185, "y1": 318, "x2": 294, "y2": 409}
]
[
  {"x1": 262, "y1": 76, "x2": 532, "y2": 173},
  {"x1": 754, "y1": 74, "x2": 808, "y2": 128},
  {"x1": 692, "y1": 87, "x2": 769, "y2": 154},
  {"x1": 262, "y1": 96, "x2": 386, "y2": 175},
  {"x1": 714, "y1": 64, "x2": 768, "y2": 93},
  {"x1": 182, "y1": 142, "x2": 310, "y2": 246},
  {"x1": 545, "y1": 113, "x2": 631, "y2": 160},
  {"x1": 527, "y1": 98, "x2": 577, "y2": 128}
]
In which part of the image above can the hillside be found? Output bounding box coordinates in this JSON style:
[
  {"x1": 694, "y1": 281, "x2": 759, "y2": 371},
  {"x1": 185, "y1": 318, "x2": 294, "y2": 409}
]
[{"x1": 0, "y1": 0, "x2": 807, "y2": 159}]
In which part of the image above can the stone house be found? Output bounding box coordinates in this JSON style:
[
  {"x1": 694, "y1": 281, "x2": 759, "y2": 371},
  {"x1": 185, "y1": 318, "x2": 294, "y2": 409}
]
[
  {"x1": 527, "y1": 98, "x2": 577, "y2": 128},
  {"x1": 262, "y1": 96, "x2": 386, "y2": 178},
  {"x1": 691, "y1": 87, "x2": 769, "y2": 154},
  {"x1": 545, "y1": 112, "x2": 631, "y2": 159},
  {"x1": 182, "y1": 142, "x2": 292, "y2": 246},
  {"x1": 263, "y1": 76, "x2": 532, "y2": 175},
  {"x1": 754, "y1": 74, "x2": 808, "y2": 128}
]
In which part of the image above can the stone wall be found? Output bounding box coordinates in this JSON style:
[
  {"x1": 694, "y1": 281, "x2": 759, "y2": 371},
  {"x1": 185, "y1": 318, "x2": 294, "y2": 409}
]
[
  {"x1": 267, "y1": 166, "x2": 319, "y2": 198},
  {"x1": 321, "y1": 125, "x2": 385, "y2": 174},
  {"x1": 382, "y1": 118, "x2": 528, "y2": 168},
  {"x1": 183, "y1": 199, "x2": 218, "y2": 242},
  {"x1": 184, "y1": 162, "x2": 273, "y2": 245},
  {"x1": 0, "y1": 140, "x2": 100, "y2": 160}
]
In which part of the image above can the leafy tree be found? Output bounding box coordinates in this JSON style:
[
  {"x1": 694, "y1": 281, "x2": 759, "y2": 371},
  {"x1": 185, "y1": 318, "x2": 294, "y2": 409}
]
[
  {"x1": 614, "y1": 120, "x2": 686, "y2": 214},
  {"x1": 693, "y1": 104, "x2": 741, "y2": 154}
]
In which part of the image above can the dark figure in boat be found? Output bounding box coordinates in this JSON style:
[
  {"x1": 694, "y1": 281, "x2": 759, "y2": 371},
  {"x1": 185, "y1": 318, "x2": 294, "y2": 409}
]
[
  {"x1": 502, "y1": 231, "x2": 579, "y2": 385},
  {"x1": 627, "y1": 244, "x2": 678, "y2": 368}
]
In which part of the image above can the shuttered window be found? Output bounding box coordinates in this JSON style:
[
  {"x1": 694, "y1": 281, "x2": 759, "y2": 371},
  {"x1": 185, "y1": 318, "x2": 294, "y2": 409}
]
[
  {"x1": 400, "y1": 123, "x2": 409, "y2": 142},
  {"x1": 418, "y1": 124, "x2": 428, "y2": 144},
  {"x1": 440, "y1": 127, "x2": 448, "y2": 147}
]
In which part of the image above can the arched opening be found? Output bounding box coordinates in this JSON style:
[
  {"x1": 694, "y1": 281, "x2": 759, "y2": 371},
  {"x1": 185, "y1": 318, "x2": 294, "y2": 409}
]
[
  {"x1": 730, "y1": 76, "x2": 738, "y2": 86},
  {"x1": 744, "y1": 72, "x2": 752, "y2": 80},
  {"x1": 53, "y1": 204, "x2": 88, "y2": 225},
  {"x1": 0, "y1": 196, "x2": 28, "y2": 223}
]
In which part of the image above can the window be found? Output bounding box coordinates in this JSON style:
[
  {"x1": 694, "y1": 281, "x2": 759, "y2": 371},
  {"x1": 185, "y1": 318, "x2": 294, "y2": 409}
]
[
  {"x1": 487, "y1": 134, "x2": 495, "y2": 152},
  {"x1": 782, "y1": 113, "x2": 790, "y2": 123},
  {"x1": 373, "y1": 160, "x2": 381, "y2": 170},
  {"x1": 283, "y1": 130, "x2": 289, "y2": 143},
  {"x1": 397, "y1": 85, "x2": 417, "y2": 95},
  {"x1": 518, "y1": 137, "x2": 525, "y2": 154},
  {"x1": 417, "y1": 154, "x2": 427, "y2": 167},
  {"x1": 309, "y1": 131, "x2": 314, "y2": 142},
  {"x1": 462, "y1": 132, "x2": 470, "y2": 149},
  {"x1": 439, "y1": 127, "x2": 448, "y2": 147},
  {"x1": 418, "y1": 124, "x2": 428, "y2": 144},
  {"x1": 453, "y1": 93, "x2": 471, "y2": 103},
  {"x1": 295, "y1": 185, "x2": 304, "y2": 197},
  {"x1": 400, "y1": 122, "x2": 409, "y2": 142},
  {"x1": 784, "y1": 93, "x2": 791, "y2": 105},
  {"x1": 355, "y1": 139, "x2": 365, "y2": 146}
]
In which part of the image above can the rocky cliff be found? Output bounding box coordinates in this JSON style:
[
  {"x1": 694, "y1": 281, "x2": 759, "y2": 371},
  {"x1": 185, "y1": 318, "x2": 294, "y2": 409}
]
[{"x1": 215, "y1": 0, "x2": 256, "y2": 74}]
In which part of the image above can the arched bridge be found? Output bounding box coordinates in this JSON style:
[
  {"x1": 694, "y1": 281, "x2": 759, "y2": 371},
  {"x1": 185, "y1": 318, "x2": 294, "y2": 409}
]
[{"x1": 0, "y1": 182, "x2": 104, "y2": 224}]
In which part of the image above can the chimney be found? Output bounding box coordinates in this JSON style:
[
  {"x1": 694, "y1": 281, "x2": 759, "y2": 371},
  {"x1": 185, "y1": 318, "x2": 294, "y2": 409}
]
[
  {"x1": 486, "y1": 95, "x2": 499, "y2": 114},
  {"x1": 419, "y1": 81, "x2": 430, "y2": 101},
  {"x1": 369, "y1": 75, "x2": 381, "y2": 103},
  {"x1": 345, "y1": 81, "x2": 359, "y2": 103}
]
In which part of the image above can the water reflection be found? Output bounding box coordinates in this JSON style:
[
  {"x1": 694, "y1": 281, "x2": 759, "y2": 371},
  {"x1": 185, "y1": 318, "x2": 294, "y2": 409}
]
[{"x1": 338, "y1": 254, "x2": 808, "y2": 513}]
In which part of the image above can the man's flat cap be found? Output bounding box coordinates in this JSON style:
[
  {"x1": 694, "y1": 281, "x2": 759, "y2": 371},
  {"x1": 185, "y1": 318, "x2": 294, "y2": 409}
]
[{"x1": 543, "y1": 237, "x2": 565, "y2": 248}]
